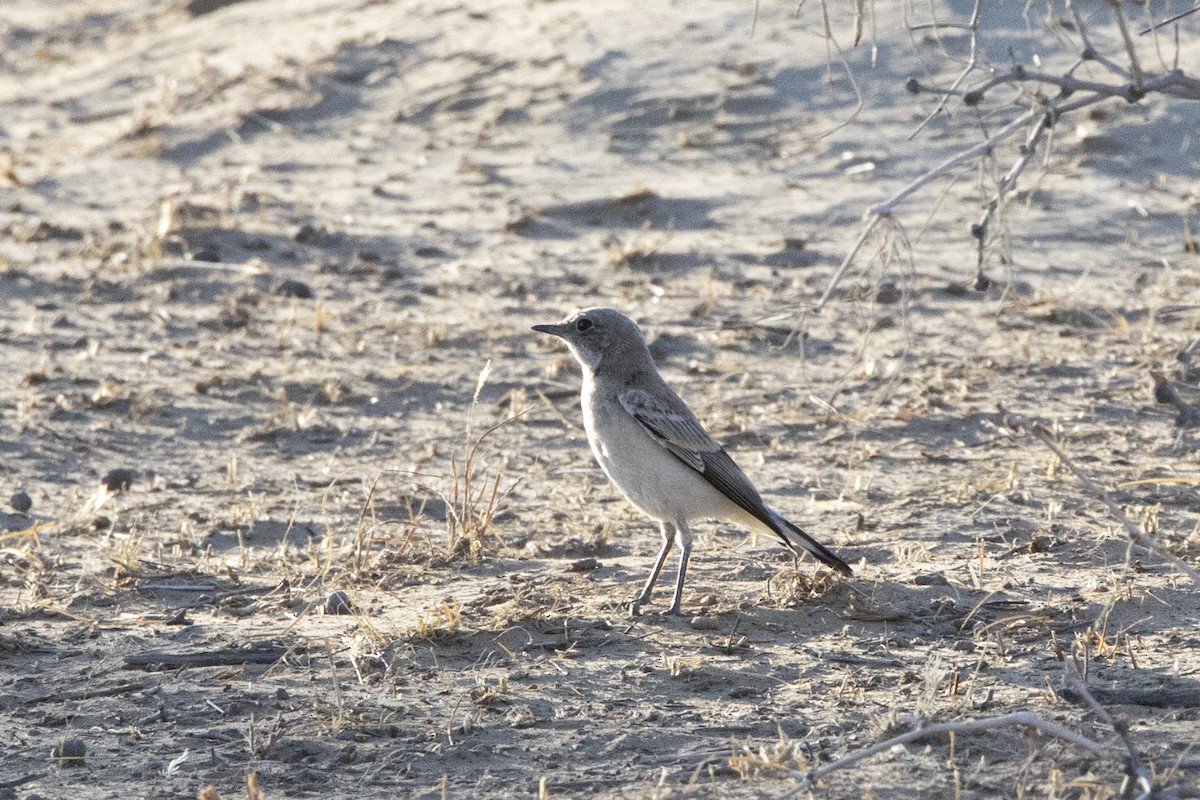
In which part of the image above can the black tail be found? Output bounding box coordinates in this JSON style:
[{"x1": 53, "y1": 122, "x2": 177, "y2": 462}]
[{"x1": 764, "y1": 509, "x2": 852, "y2": 576}]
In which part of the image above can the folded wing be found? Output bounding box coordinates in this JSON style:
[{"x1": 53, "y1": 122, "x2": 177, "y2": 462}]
[{"x1": 618, "y1": 387, "x2": 852, "y2": 576}]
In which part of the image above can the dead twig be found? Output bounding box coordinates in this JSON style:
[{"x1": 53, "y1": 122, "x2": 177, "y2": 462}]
[
  {"x1": 784, "y1": 711, "x2": 1106, "y2": 793},
  {"x1": 1070, "y1": 1, "x2": 1130, "y2": 78},
  {"x1": 1138, "y1": 4, "x2": 1200, "y2": 37},
  {"x1": 123, "y1": 642, "x2": 293, "y2": 669},
  {"x1": 1105, "y1": 0, "x2": 1144, "y2": 85},
  {"x1": 1002, "y1": 411, "x2": 1200, "y2": 582},
  {"x1": 906, "y1": 0, "x2": 984, "y2": 141},
  {"x1": 1062, "y1": 660, "x2": 1153, "y2": 800},
  {"x1": 27, "y1": 680, "x2": 154, "y2": 706}
]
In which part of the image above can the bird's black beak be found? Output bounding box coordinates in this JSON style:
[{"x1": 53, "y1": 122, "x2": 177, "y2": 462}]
[{"x1": 532, "y1": 322, "x2": 567, "y2": 337}]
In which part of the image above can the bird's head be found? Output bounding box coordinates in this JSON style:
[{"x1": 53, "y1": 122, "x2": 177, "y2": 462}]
[{"x1": 532, "y1": 307, "x2": 647, "y2": 373}]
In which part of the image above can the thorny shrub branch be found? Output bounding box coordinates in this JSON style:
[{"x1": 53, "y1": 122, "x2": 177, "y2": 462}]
[{"x1": 815, "y1": 0, "x2": 1200, "y2": 310}]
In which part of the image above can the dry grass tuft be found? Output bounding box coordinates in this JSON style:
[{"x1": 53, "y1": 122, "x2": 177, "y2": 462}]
[
  {"x1": 762, "y1": 565, "x2": 849, "y2": 609},
  {"x1": 727, "y1": 731, "x2": 813, "y2": 780}
]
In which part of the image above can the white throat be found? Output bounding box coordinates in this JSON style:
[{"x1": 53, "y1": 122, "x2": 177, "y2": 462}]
[{"x1": 567, "y1": 341, "x2": 602, "y2": 373}]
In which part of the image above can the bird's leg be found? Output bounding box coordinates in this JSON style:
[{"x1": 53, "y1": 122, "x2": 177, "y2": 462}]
[
  {"x1": 632, "y1": 522, "x2": 674, "y2": 615},
  {"x1": 665, "y1": 521, "x2": 693, "y2": 616}
]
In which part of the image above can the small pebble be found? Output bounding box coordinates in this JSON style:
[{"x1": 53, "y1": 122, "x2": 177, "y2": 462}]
[
  {"x1": 51, "y1": 738, "x2": 86, "y2": 767},
  {"x1": 689, "y1": 615, "x2": 720, "y2": 630},
  {"x1": 565, "y1": 557, "x2": 599, "y2": 573},
  {"x1": 101, "y1": 468, "x2": 136, "y2": 492},
  {"x1": 9, "y1": 489, "x2": 32, "y2": 513},
  {"x1": 324, "y1": 590, "x2": 354, "y2": 615},
  {"x1": 276, "y1": 278, "x2": 313, "y2": 299}
]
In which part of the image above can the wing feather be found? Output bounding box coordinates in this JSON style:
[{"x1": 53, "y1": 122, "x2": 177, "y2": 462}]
[
  {"x1": 618, "y1": 388, "x2": 764, "y2": 510},
  {"x1": 618, "y1": 388, "x2": 717, "y2": 472},
  {"x1": 618, "y1": 387, "x2": 852, "y2": 576}
]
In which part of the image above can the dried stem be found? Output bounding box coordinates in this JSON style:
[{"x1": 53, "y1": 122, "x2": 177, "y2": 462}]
[
  {"x1": 1002, "y1": 411, "x2": 1200, "y2": 583},
  {"x1": 1105, "y1": 0, "x2": 1144, "y2": 85},
  {"x1": 784, "y1": 711, "x2": 1106, "y2": 794},
  {"x1": 907, "y1": 0, "x2": 984, "y2": 141},
  {"x1": 1063, "y1": 661, "x2": 1154, "y2": 800}
]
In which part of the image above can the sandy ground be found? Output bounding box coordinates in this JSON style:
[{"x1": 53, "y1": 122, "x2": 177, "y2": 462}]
[{"x1": 2, "y1": 0, "x2": 1200, "y2": 798}]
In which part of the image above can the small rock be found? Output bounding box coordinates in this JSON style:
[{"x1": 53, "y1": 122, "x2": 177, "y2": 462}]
[
  {"x1": 295, "y1": 224, "x2": 343, "y2": 247},
  {"x1": 875, "y1": 281, "x2": 902, "y2": 304},
  {"x1": 689, "y1": 615, "x2": 719, "y2": 630},
  {"x1": 276, "y1": 279, "x2": 314, "y2": 299},
  {"x1": 101, "y1": 468, "x2": 136, "y2": 492},
  {"x1": 186, "y1": 0, "x2": 245, "y2": 16},
  {"x1": 565, "y1": 557, "x2": 599, "y2": 573},
  {"x1": 51, "y1": 738, "x2": 86, "y2": 767},
  {"x1": 9, "y1": 489, "x2": 32, "y2": 513},
  {"x1": 324, "y1": 590, "x2": 354, "y2": 615}
]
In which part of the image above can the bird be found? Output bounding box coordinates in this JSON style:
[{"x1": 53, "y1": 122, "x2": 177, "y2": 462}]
[{"x1": 532, "y1": 307, "x2": 852, "y2": 615}]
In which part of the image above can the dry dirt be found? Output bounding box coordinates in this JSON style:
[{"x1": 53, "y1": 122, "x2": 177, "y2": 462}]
[{"x1": 2, "y1": 1, "x2": 1200, "y2": 798}]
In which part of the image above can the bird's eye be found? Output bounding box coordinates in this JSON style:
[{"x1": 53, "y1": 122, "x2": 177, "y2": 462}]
[{"x1": 576, "y1": 318, "x2": 593, "y2": 332}]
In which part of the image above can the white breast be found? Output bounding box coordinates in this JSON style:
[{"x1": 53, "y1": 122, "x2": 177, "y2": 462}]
[{"x1": 580, "y1": 374, "x2": 738, "y2": 525}]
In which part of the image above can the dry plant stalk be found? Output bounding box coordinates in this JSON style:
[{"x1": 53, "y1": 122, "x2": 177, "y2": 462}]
[
  {"x1": 436, "y1": 361, "x2": 527, "y2": 562},
  {"x1": 784, "y1": 711, "x2": 1106, "y2": 795},
  {"x1": 1062, "y1": 658, "x2": 1154, "y2": 800},
  {"x1": 444, "y1": 412, "x2": 522, "y2": 562},
  {"x1": 1002, "y1": 411, "x2": 1200, "y2": 582}
]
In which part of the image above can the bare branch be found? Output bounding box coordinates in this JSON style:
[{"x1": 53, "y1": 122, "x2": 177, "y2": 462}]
[
  {"x1": 869, "y1": 108, "x2": 1038, "y2": 218},
  {"x1": 908, "y1": 0, "x2": 984, "y2": 140},
  {"x1": 1062, "y1": 661, "x2": 1154, "y2": 800},
  {"x1": 1069, "y1": 1, "x2": 1130, "y2": 78},
  {"x1": 1001, "y1": 412, "x2": 1200, "y2": 583},
  {"x1": 814, "y1": 2, "x2": 1200, "y2": 307},
  {"x1": 784, "y1": 711, "x2": 1106, "y2": 794},
  {"x1": 970, "y1": 107, "x2": 1054, "y2": 279},
  {"x1": 813, "y1": 214, "x2": 884, "y2": 311},
  {"x1": 1139, "y1": 4, "x2": 1200, "y2": 37},
  {"x1": 1106, "y1": 0, "x2": 1145, "y2": 85}
]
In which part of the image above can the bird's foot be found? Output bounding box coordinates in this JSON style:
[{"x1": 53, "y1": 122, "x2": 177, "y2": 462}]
[
  {"x1": 631, "y1": 594, "x2": 688, "y2": 619},
  {"x1": 629, "y1": 590, "x2": 659, "y2": 617}
]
